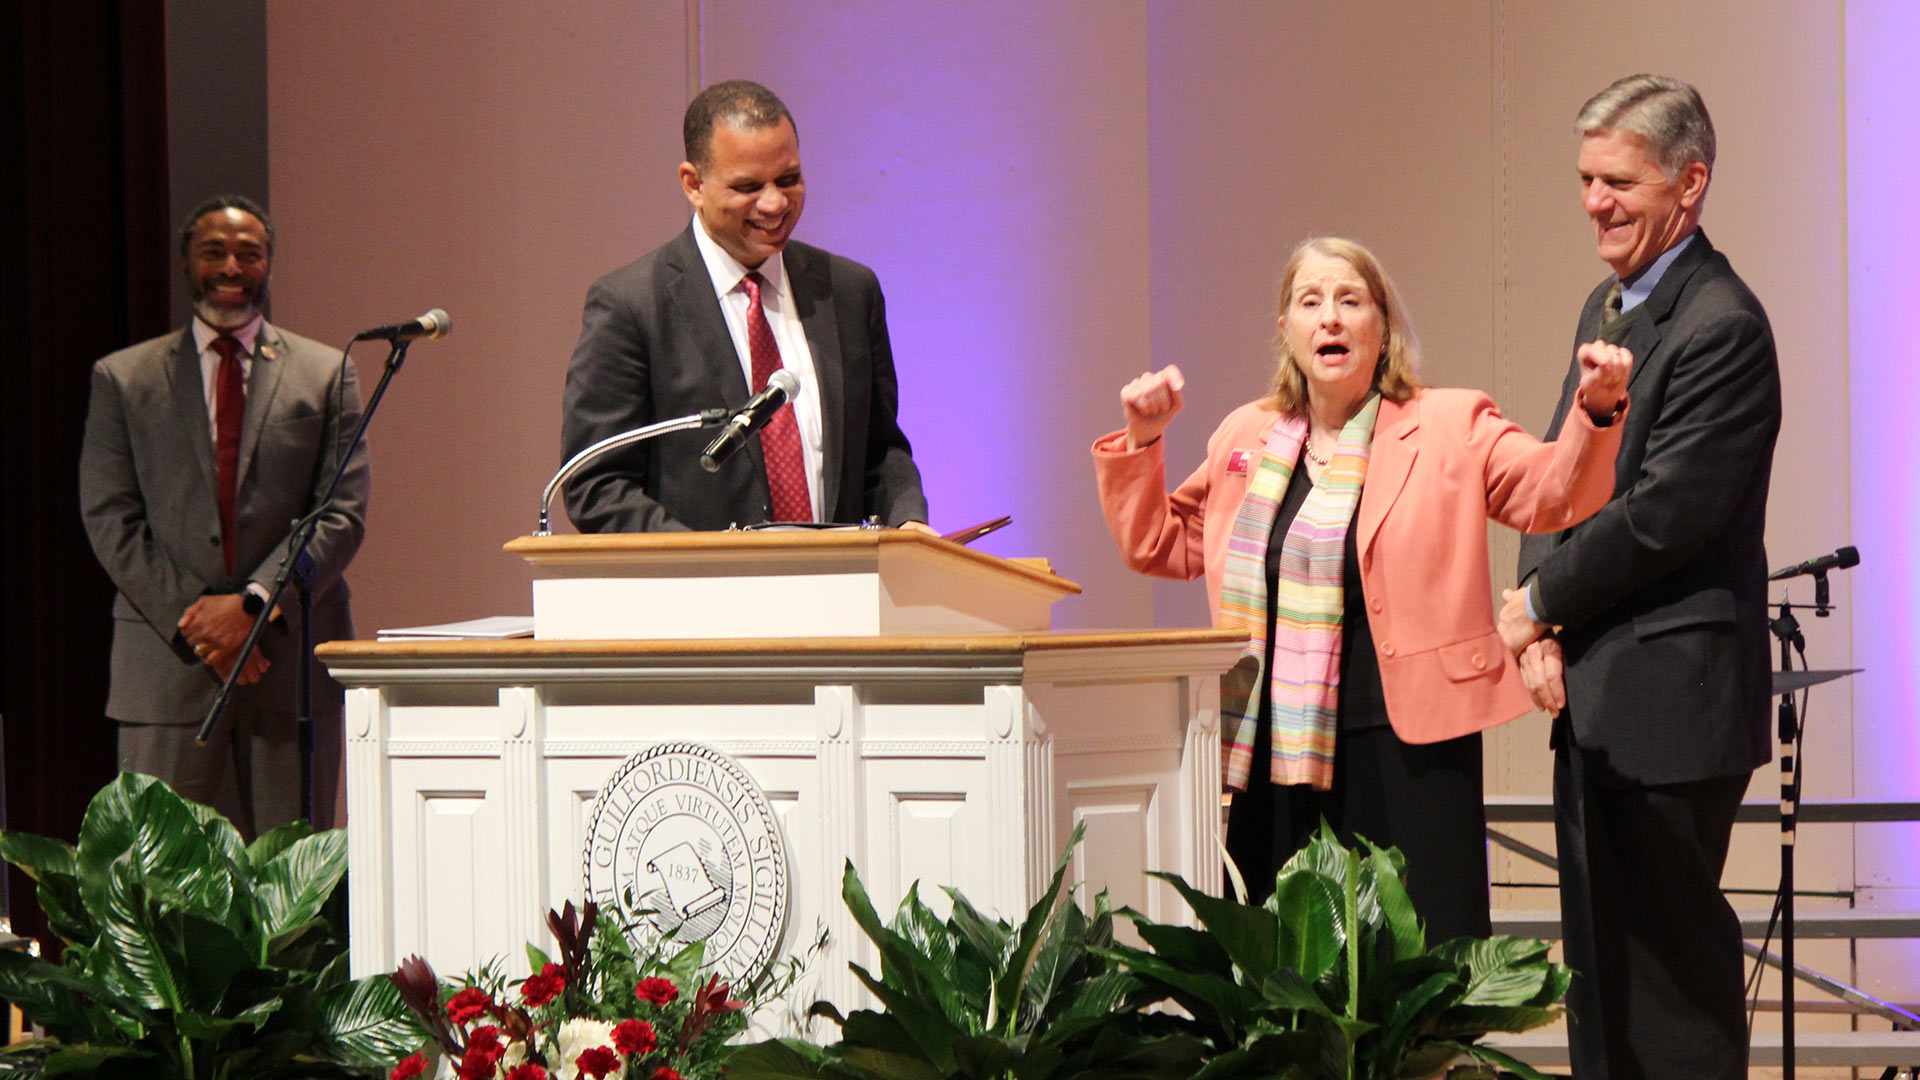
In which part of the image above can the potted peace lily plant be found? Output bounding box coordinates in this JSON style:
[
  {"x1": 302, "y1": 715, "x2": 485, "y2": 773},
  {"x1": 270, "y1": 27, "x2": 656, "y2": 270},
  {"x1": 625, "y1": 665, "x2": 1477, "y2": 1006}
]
[
  {"x1": 386, "y1": 899, "x2": 812, "y2": 1080},
  {"x1": 727, "y1": 823, "x2": 1569, "y2": 1080},
  {"x1": 0, "y1": 772, "x2": 419, "y2": 1079}
]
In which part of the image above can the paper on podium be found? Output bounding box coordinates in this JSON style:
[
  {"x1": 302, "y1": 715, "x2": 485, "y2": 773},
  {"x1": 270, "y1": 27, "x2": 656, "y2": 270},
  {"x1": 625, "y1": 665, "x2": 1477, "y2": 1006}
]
[{"x1": 376, "y1": 615, "x2": 535, "y2": 641}]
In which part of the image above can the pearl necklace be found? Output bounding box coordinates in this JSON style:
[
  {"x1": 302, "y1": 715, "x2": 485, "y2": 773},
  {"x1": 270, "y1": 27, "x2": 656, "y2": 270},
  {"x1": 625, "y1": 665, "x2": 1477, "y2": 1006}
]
[{"x1": 1302, "y1": 438, "x2": 1331, "y2": 467}]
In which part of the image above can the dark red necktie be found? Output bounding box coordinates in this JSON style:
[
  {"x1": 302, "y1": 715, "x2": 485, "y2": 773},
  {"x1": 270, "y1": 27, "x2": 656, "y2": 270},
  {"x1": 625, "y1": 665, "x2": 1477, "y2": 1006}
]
[
  {"x1": 210, "y1": 335, "x2": 246, "y2": 573},
  {"x1": 742, "y1": 272, "x2": 812, "y2": 522}
]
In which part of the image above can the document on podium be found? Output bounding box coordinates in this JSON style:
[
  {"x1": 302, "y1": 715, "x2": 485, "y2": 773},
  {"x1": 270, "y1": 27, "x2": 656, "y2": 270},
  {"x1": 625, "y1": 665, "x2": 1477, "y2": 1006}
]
[{"x1": 375, "y1": 615, "x2": 535, "y2": 642}]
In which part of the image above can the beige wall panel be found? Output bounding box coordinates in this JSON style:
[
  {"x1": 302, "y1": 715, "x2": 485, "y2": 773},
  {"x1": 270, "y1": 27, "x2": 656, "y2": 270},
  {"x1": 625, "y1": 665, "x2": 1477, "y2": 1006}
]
[
  {"x1": 1502, "y1": 0, "x2": 1850, "y2": 856},
  {"x1": 267, "y1": 1, "x2": 690, "y2": 634},
  {"x1": 1500, "y1": 0, "x2": 1863, "y2": 1033},
  {"x1": 692, "y1": 0, "x2": 1154, "y2": 632},
  {"x1": 1144, "y1": 0, "x2": 1498, "y2": 628}
]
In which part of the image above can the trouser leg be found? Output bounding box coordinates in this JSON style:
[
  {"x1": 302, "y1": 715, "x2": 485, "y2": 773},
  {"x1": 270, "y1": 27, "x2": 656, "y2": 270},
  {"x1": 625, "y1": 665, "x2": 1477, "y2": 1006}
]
[{"x1": 1556, "y1": 727, "x2": 1749, "y2": 1080}]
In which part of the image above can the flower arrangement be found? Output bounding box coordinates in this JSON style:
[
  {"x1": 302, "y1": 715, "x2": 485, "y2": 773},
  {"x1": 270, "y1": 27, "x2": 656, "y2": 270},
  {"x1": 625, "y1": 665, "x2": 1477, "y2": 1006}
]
[{"x1": 386, "y1": 900, "x2": 796, "y2": 1080}]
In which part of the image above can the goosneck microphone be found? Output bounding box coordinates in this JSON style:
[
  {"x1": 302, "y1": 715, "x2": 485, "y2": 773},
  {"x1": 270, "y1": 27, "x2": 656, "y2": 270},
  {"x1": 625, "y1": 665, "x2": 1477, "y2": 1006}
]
[
  {"x1": 1768, "y1": 546, "x2": 1860, "y2": 582},
  {"x1": 701, "y1": 369, "x2": 800, "y2": 472},
  {"x1": 352, "y1": 309, "x2": 452, "y2": 342}
]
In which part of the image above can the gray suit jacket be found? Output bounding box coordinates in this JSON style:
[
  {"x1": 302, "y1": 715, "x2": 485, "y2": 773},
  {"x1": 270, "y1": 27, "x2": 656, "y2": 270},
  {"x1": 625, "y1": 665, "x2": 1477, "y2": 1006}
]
[
  {"x1": 560, "y1": 226, "x2": 927, "y2": 533},
  {"x1": 78, "y1": 322, "x2": 370, "y2": 725},
  {"x1": 1517, "y1": 231, "x2": 1780, "y2": 786}
]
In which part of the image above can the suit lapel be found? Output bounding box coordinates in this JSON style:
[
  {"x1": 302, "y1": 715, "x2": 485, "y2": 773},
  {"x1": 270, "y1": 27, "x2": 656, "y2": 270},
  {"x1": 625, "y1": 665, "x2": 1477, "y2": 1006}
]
[
  {"x1": 788, "y1": 243, "x2": 846, "y2": 517},
  {"x1": 237, "y1": 322, "x2": 289, "y2": 495},
  {"x1": 1357, "y1": 396, "x2": 1418, "y2": 560},
  {"x1": 1545, "y1": 233, "x2": 1714, "y2": 550},
  {"x1": 169, "y1": 329, "x2": 220, "y2": 495},
  {"x1": 665, "y1": 228, "x2": 754, "y2": 409},
  {"x1": 1619, "y1": 230, "x2": 1717, "y2": 396},
  {"x1": 1618, "y1": 305, "x2": 1662, "y2": 399}
]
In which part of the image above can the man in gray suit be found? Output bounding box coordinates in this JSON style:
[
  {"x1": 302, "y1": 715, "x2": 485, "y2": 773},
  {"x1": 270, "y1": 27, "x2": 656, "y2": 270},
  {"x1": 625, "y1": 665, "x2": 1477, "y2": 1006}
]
[
  {"x1": 79, "y1": 194, "x2": 369, "y2": 837},
  {"x1": 1501, "y1": 76, "x2": 1780, "y2": 1079},
  {"x1": 561, "y1": 80, "x2": 930, "y2": 534}
]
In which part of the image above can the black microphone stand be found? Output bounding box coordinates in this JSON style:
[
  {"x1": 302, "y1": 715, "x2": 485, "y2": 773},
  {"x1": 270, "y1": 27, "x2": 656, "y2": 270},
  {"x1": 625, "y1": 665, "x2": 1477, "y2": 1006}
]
[
  {"x1": 196, "y1": 338, "x2": 411, "y2": 826},
  {"x1": 1768, "y1": 593, "x2": 1807, "y2": 1080},
  {"x1": 1767, "y1": 574, "x2": 1837, "y2": 1080}
]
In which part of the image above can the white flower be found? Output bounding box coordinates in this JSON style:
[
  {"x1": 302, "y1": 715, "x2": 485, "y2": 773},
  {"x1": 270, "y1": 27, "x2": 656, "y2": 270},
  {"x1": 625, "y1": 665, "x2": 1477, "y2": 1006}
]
[{"x1": 553, "y1": 1017, "x2": 618, "y2": 1080}]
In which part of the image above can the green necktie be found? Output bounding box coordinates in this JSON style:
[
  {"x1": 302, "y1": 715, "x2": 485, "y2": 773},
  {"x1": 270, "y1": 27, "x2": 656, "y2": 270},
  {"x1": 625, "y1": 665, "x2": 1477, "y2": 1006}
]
[{"x1": 1598, "y1": 280, "x2": 1641, "y2": 345}]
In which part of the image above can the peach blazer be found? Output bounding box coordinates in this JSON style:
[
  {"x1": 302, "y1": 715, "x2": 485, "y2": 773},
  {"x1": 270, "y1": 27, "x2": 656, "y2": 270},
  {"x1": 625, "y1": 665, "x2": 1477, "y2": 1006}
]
[{"x1": 1093, "y1": 387, "x2": 1623, "y2": 745}]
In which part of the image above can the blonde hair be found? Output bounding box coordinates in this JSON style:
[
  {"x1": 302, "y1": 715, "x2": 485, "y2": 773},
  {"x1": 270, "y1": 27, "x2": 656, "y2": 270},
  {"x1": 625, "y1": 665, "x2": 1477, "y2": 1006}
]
[{"x1": 1267, "y1": 236, "x2": 1421, "y2": 414}]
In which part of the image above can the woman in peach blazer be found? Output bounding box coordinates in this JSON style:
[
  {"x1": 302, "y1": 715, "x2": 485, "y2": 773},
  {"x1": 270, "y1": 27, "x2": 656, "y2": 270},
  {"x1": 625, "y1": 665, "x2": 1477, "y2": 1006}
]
[{"x1": 1093, "y1": 237, "x2": 1628, "y2": 940}]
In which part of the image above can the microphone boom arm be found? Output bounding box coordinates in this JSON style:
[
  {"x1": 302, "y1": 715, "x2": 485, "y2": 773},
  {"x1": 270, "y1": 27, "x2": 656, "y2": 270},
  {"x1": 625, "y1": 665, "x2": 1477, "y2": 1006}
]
[{"x1": 536, "y1": 409, "x2": 729, "y2": 535}]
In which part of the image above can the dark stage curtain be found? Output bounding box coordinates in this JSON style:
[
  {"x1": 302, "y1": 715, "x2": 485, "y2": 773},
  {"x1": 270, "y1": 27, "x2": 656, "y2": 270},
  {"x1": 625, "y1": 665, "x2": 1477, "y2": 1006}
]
[{"x1": 0, "y1": 1, "x2": 172, "y2": 948}]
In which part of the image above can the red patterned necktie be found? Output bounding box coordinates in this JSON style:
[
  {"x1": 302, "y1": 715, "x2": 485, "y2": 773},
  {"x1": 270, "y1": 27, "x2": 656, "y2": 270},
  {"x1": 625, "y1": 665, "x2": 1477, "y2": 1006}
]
[
  {"x1": 210, "y1": 334, "x2": 246, "y2": 573},
  {"x1": 742, "y1": 272, "x2": 812, "y2": 522}
]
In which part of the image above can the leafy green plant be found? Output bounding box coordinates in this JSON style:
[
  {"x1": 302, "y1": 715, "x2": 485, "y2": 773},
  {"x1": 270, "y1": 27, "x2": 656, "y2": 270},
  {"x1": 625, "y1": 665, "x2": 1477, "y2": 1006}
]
[
  {"x1": 732, "y1": 822, "x2": 1564, "y2": 1080},
  {"x1": 0, "y1": 772, "x2": 420, "y2": 1078},
  {"x1": 726, "y1": 822, "x2": 1210, "y2": 1080},
  {"x1": 1103, "y1": 823, "x2": 1569, "y2": 1080}
]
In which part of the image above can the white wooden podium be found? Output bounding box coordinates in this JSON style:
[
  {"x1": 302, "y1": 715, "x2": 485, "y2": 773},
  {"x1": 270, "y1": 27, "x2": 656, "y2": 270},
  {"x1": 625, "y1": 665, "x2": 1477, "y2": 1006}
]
[{"x1": 320, "y1": 532, "x2": 1244, "y2": 1007}]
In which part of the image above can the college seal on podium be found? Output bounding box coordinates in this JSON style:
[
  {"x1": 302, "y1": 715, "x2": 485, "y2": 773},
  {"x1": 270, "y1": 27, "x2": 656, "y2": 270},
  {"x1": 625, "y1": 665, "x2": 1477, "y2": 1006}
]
[{"x1": 582, "y1": 742, "x2": 790, "y2": 983}]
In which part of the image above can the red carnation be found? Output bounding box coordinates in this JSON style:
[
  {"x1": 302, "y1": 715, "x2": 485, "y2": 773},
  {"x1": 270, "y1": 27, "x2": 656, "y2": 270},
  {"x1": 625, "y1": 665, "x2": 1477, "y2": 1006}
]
[
  {"x1": 612, "y1": 1018, "x2": 658, "y2": 1056},
  {"x1": 447, "y1": 986, "x2": 497, "y2": 1025},
  {"x1": 459, "y1": 1025, "x2": 506, "y2": 1080},
  {"x1": 650, "y1": 1068, "x2": 684, "y2": 1080},
  {"x1": 575, "y1": 1046, "x2": 621, "y2": 1079},
  {"x1": 634, "y1": 976, "x2": 679, "y2": 1006},
  {"x1": 520, "y1": 962, "x2": 566, "y2": 1007},
  {"x1": 505, "y1": 1065, "x2": 549, "y2": 1080},
  {"x1": 390, "y1": 1053, "x2": 430, "y2": 1080}
]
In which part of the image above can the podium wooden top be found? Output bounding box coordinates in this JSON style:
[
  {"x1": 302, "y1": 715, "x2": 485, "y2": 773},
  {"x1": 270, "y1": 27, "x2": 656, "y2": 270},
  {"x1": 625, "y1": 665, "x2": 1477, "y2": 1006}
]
[
  {"x1": 319, "y1": 628, "x2": 1244, "y2": 662},
  {"x1": 504, "y1": 529, "x2": 1082, "y2": 597}
]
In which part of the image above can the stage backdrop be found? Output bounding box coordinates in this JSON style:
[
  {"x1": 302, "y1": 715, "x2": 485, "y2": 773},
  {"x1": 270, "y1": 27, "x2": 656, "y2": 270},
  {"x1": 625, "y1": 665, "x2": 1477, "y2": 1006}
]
[{"x1": 251, "y1": 0, "x2": 1913, "y2": 1021}]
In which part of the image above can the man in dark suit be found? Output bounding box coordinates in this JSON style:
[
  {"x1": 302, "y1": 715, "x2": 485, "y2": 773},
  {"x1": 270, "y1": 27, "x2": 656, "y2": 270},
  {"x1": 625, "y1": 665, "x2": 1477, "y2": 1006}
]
[
  {"x1": 561, "y1": 80, "x2": 929, "y2": 534},
  {"x1": 1501, "y1": 75, "x2": 1781, "y2": 1079},
  {"x1": 79, "y1": 195, "x2": 369, "y2": 837}
]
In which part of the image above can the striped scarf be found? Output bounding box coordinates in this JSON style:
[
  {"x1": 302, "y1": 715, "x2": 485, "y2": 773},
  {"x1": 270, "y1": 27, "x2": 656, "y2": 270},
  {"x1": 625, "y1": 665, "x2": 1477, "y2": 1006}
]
[{"x1": 1217, "y1": 393, "x2": 1380, "y2": 791}]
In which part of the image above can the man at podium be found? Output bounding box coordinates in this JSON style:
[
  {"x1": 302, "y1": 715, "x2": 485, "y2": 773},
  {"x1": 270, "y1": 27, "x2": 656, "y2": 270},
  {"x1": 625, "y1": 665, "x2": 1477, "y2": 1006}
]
[{"x1": 560, "y1": 80, "x2": 931, "y2": 534}]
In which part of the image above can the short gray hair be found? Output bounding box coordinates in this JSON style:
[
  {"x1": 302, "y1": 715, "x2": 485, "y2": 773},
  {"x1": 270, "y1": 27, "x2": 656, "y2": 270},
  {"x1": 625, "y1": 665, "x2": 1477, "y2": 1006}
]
[{"x1": 1577, "y1": 74, "x2": 1715, "y2": 180}]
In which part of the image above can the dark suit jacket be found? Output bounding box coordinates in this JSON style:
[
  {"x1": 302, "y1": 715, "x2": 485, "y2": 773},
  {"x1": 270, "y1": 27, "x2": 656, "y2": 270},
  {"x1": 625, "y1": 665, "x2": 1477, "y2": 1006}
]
[
  {"x1": 560, "y1": 226, "x2": 927, "y2": 533},
  {"x1": 78, "y1": 322, "x2": 369, "y2": 725},
  {"x1": 1517, "y1": 230, "x2": 1780, "y2": 787}
]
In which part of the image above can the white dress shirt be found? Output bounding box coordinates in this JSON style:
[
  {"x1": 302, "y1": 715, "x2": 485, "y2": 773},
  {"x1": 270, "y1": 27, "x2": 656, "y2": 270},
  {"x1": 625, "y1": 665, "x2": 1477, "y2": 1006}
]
[
  {"x1": 191, "y1": 315, "x2": 261, "y2": 445},
  {"x1": 690, "y1": 214, "x2": 825, "y2": 521}
]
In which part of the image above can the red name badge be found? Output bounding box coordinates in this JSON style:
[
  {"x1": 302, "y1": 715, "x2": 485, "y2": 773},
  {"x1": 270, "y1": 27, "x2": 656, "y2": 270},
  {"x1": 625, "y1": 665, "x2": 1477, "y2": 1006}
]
[{"x1": 1227, "y1": 449, "x2": 1254, "y2": 475}]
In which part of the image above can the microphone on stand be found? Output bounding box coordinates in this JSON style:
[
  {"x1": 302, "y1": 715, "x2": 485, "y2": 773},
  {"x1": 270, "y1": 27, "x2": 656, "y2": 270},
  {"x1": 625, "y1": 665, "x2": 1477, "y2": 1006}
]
[
  {"x1": 1767, "y1": 546, "x2": 1859, "y2": 582},
  {"x1": 352, "y1": 309, "x2": 452, "y2": 342},
  {"x1": 1770, "y1": 545, "x2": 1859, "y2": 616},
  {"x1": 701, "y1": 369, "x2": 800, "y2": 472}
]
